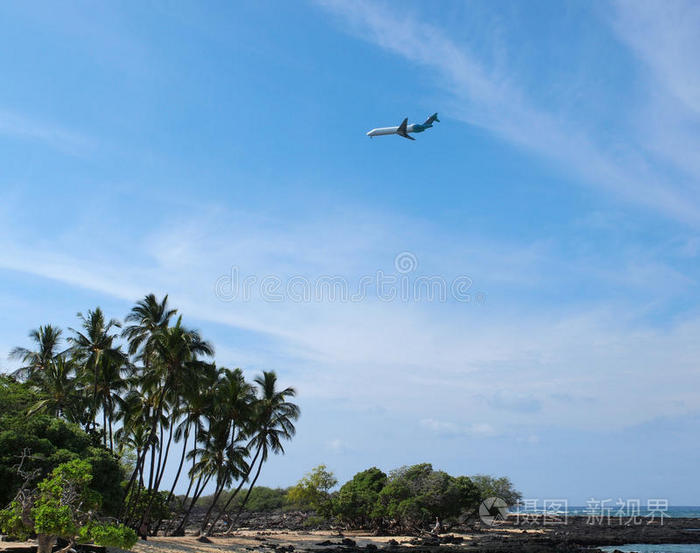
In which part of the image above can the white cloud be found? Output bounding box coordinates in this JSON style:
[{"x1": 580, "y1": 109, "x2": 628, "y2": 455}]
[
  {"x1": 612, "y1": 0, "x2": 700, "y2": 116},
  {"x1": 2, "y1": 200, "x2": 700, "y2": 434},
  {"x1": 420, "y1": 419, "x2": 498, "y2": 438},
  {"x1": 327, "y1": 438, "x2": 351, "y2": 454},
  {"x1": 608, "y1": 1, "x2": 700, "y2": 186},
  {"x1": 0, "y1": 110, "x2": 92, "y2": 155},
  {"x1": 316, "y1": 0, "x2": 700, "y2": 225}
]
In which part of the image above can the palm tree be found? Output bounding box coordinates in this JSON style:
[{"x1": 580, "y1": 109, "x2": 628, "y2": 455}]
[
  {"x1": 122, "y1": 293, "x2": 176, "y2": 370},
  {"x1": 27, "y1": 356, "x2": 79, "y2": 420},
  {"x1": 226, "y1": 371, "x2": 299, "y2": 532},
  {"x1": 170, "y1": 431, "x2": 217, "y2": 535},
  {"x1": 120, "y1": 293, "x2": 178, "y2": 529},
  {"x1": 154, "y1": 364, "x2": 218, "y2": 535},
  {"x1": 9, "y1": 293, "x2": 303, "y2": 540},
  {"x1": 10, "y1": 324, "x2": 63, "y2": 382},
  {"x1": 95, "y1": 357, "x2": 129, "y2": 451},
  {"x1": 68, "y1": 308, "x2": 125, "y2": 435},
  {"x1": 199, "y1": 368, "x2": 255, "y2": 535},
  {"x1": 116, "y1": 400, "x2": 151, "y2": 522},
  {"x1": 137, "y1": 318, "x2": 213, "y2": 535}
]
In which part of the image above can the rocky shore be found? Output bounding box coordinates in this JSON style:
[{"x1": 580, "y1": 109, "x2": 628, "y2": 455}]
[
  {"x1": 183, "y1": 509, "x2": 700, "y2": 548},
  {"x1": 3, "y1": 513, "x2": 699, "y2": 553}
]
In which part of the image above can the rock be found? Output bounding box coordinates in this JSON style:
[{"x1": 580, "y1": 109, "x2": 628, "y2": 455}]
[
  {"x1": 197, "y1": 536, "x2": 212, "y2": 543},
  {"x1": 341, "y1": 538, "x2": 357, "y2": 547},
  {"x1": 439, "y1": 535, "x2": 463, "y2": 544}
]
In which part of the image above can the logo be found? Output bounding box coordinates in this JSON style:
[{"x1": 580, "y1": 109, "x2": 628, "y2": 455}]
[{"x1": 479, "y1": 497, "x2": 508, "y2": 526}]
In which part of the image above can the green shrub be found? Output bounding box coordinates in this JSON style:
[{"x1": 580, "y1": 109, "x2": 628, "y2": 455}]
[
  {"x1": 470, "y1": 475, "x2": 522, "y2": 506},
  {"x1": 334, "y1": 467, "x2": 387, "y2": 527},
  {"x1": 0, "y1": 378, "x2": 124, "y2": 514},
  {"x1": 210, "y1": 486, "x2": 289, "y2": 512},
  {"x1": 79, "y1": 522, "x2": 137, "y2": 549},
  {"x1": 337, "y1": 463, "x2": 482, "y2": 531},
  {"x1": 287, "y1": 465, "x2": 337, "y2": 516},
  {"x1": 0, "y1": 459, "x2": 135, "y2": 552},
  {"x1": 123, "y1": 487, "x2": 170, "y2": 524}
]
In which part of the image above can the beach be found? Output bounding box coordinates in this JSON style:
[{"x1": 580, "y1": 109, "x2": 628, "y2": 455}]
[{"x1": 5, "y1": 516, "x2": 700, "y2": 553}]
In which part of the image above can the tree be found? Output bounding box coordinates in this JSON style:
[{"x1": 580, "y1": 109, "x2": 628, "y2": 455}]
[
  {"x1": 27, "y1": 357, "x2": 80, "y2": 421},
  {"x1": 372, "y1": 464, "x2": 481, "y2": 531},
  {"x1": 121, "y1": 293, "x2": 177, "y2": 364},
  {"x1": 287, "y1": 465, "x2": 338, "y2": 516},
  {"x1": 9, "y1": 325, "x2": 63, "y2": 383},
  {"x1": 137, "y1": 319, "x2": 214, "y2": 535},
  {"x1": 0, "y1": 378, "x2": 124, "y2": 514},
  {"x1": 470, "y1": 474, "x2": 522, "y2": 506},
  {"x1": 225, "y1": 371, "x2": 299, "y2": 533},
  {"x1": 334, "y1": 467, "x2": 387, "y2": 527},
  {"x1": 68, "y1": 308, "x2": 126, "y2": 436},
  {"x1": 198, "y1": 368, "x2": 254, "y2": 535},
  {"x1": 8, "y1": 294, "x2": 303, "y2": 539},
  {"x1": 210, "y1": 486, "x2": 288, "y2": 513},
  {"x1": 0, "y1": 459, "x2": 136, "y2": 553}
]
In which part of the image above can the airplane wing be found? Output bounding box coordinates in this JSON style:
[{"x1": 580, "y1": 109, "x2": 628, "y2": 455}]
[{"x1": 396, "y1": 117, "x2": 415, "y2": 140}]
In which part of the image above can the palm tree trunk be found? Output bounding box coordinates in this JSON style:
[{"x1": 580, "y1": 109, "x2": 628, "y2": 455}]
[
  {"x1": 137, "y1": 440, "x2": 158, "y2": 535},
  {"x1": 227, "y1": 450, "x2": 265, "y2": 533},
  {"x1": 154, "y1": 427, "x2": 189, "y2": 535},
  {"x1": 108, "y1": 399, "x2": 114, "y2": 452},
  {"x1": 120, "y1": 447, "x2": 143, "y2": 518},
  {"x1": 167, "y1": 471, "x2": 196, "y2": 536},
  {"x1": 92, "y1": 361, "x2": 99, "y2": 433},
  {"x1": 154, "y1": 421, "x2": 164, "y2": 484},
  {"x1": 139, "y1": 388, "x2": 167, "y2": 534},
  {"x1": 126, "y1": 447, "x2": 147, "y2": 527},
  {"x1": 167, "y1": 427, "x2": 189, "y2": 502},
  {"x1": 155, "y1": 418, "x2": 174, "y2": 491},
  {"x1": 102, "y1": 407, "x2": 107, "y2": 447},
  {"x1": 199, "y1": 479, "x2": 224, "y2": 534},
  {"x1": 206, "y1": 446, "x2": 261, "y2": 536},
  {"x1": 172, "y1": 472, "x2": 212, "y2": 535}
]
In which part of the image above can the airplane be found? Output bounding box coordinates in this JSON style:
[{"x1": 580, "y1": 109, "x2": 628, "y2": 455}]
[{"x1": 366, "y1": 113, "x2": 440, "y2": 140}]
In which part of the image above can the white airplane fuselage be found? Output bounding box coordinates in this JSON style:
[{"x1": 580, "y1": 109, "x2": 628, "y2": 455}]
[
  {"x1": 367, "y1": 124, "x2": 421, "y2": 137},
  {"x1": 366, "y1": 113, "x2": 439, "y2": 140}
]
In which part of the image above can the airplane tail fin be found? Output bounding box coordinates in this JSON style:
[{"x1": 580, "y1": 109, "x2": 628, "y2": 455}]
[{"x1": 424, "y1": 112, "x2": 440, "y2": 125}]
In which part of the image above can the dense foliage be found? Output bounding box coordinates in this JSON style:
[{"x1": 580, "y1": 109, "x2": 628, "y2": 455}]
[
  {"x1": 287, "y1": 465, "x2": 338, "y2": 516},
  {"x1": 470, "y1": 474, "x2": 522, "y2": 506},
  {"x1": 0, "y1": 377, "x2": 124, "y2": 516},
  {"x1": 289, "y1": 464, "x2": 520, "y2": 532},
  {"x1": 0, "y1": 459, "x2": 137, "y2": 553},
  {"x1": 334, "y1": 467, "x2": 388, "y2": 527},
  {"x1": 368, "y1": 464, "x2": 482, "y2": 530},
  {"x1": 200, "y1": 486, "x2": 289, "y2": 512},
  {"x1": 5, "y1": 294, "x2": 300, "y2": 538}
]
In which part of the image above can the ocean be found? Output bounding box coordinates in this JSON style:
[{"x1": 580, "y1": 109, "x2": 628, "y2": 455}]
[
  {"x1": 563, "y1": 506, "x2": 700, "y2": 519},
  {"x1": 518, "y1": 506, "x2": 700, "y2": 552},
  {"x1": 600, "y1": 546, "x2": 700, "y2": 553}
]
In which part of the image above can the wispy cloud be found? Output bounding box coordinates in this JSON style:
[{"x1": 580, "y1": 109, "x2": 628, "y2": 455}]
[
  {"x1": 2, "y1": 201, "x2": 700, "y2": 432},
  {"x1": 609, "y1": 1, "x2": 700, "y2": 184},
  {"x1": 0, "y1": 110, "x2": 93, "y2": 155},
  {"x1": 317, "y1": 0, "x2": 700, "y2": 225},
  {"x1": 612, "y1": 0, "x2": 700, "y2": 116},
  {"x1": 420, "y1": 419, "x2": 498, "y2": 438}
]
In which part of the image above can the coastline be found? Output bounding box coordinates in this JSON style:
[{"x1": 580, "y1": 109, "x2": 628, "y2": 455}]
[{"x1": 4, "y1": 515, "x2": 700, "y2": 553}]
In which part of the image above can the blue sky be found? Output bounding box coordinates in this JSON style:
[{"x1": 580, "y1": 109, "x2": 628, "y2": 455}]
[{"x1": 1, "y1": 0, "x2": 700, "y2": 504}]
